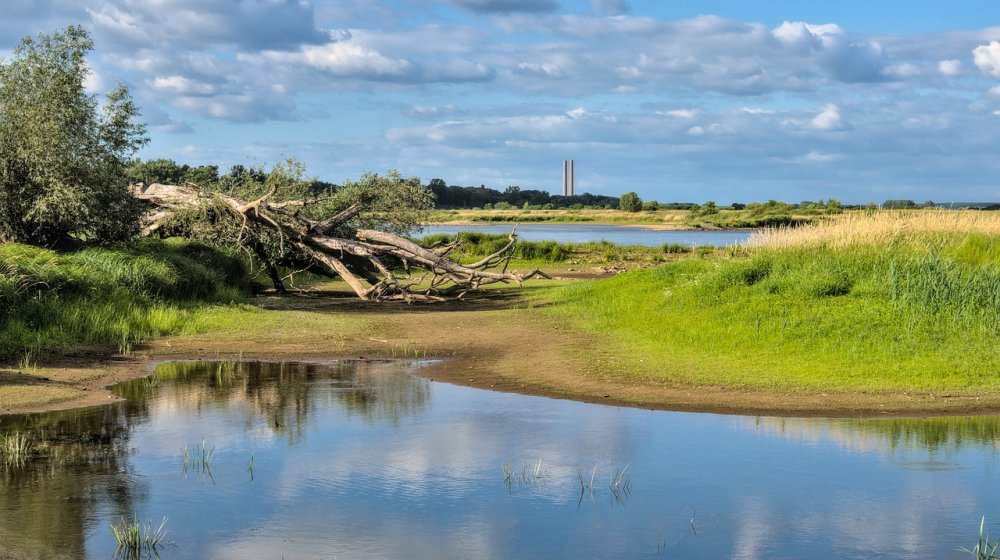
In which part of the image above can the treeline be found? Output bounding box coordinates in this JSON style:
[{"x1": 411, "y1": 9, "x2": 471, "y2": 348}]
[
  {"x1": 126, "y1": 159, "x2": 337, "y2": 196},
  {"x1": 427, "y1": 179, "x2": 620, "y2": 209}
]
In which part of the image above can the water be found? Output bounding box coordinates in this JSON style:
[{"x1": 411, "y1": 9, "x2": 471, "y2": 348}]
[
  {"x1": 420, "y1": 224, "x2": 751, "y2": 246},
  {"x1": 1, "y1": 360, "x2": 998, "y2": 559}
]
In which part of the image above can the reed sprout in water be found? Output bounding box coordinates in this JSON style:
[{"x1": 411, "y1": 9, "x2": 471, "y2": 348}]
[
  {"x1": 110, "y1": 516, "x2": 168, "y2": 558},
  {"x1": 2, "y1": 432, "x2": 33, "y2": 466},
  {"x1": 961, "y1": 517, "x2": 1000, "y2": 560},
  {"x1": 180, "y1": 438, "x2": 215, "y2": 475}
]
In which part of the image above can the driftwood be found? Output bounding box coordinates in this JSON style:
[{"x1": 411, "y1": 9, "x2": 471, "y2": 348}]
[{"x1": 128, "y1": 182, "x2": 548, "y2": 302}]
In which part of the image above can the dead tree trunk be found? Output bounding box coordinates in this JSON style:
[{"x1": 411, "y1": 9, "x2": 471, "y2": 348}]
[{"x1": 128, "y1": 182, "x2": 548, "y2": 302}]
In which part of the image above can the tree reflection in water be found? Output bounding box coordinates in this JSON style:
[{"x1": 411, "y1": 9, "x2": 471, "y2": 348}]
[{"x1": 0, "y1": 359, "x2": 430, "y2": 558}]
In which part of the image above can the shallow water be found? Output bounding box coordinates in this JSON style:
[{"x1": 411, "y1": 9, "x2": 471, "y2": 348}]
[
  {"x1": 1, "y1": 360, "x2": 998, "y2": 559},
  {"x1": 421, "y1": 224, "x2": 751, "y2": 246}
]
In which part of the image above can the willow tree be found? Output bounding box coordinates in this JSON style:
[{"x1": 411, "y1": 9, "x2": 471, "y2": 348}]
[
  {"x1": 0, "y1": 26, "x2": 147, "y2": 245},
  {"x1": 133, "y1": 161, "x2": 546, "y2": 301}
]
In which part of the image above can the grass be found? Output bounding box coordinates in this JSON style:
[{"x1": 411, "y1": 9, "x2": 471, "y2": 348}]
[
  {"x1": 110, "y1": 516, "x2": 169, "y2": 558},
  {"x1": 426, "y1": 207, "x2": 692, "y2": 226},
  {"x1": 1, "y1": 432, "x2": 32, "y2": 466},
  {"x1": 0, "y1": 238, "x2": 251, "y2": 360},
  {"x1": 540, "y1": 210, "x2": 1000, "y2": 394}
]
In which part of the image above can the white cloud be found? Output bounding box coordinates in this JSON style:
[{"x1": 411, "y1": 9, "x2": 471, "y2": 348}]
[
  {"x1": 973, "y1": 41, "x2": 1000, "y2": 77},
  {"x1": 988, "y1": 85, "x2": 1000, "y2": 99},
  {"x1": 151, "y1": 75, "x2": 216, "y2": 95},
  {"x1": 811, "y1": 103, "x2": 846, "y2": 130},
  {"x1": 772, "y1": 21, "x2": 844, "y2": 51},
  {"x1": 742, "y1": 107, "x2": 775, "y2": 115},
  {"x1": 663, "y1": 109, "x2": 699, "y2": 118},
  {"x1": 938, "y1": 59, "x2": 963, "y2": 76},
  {"x1": 802, "y1": 150, "x2": 844, "y2": 163}
]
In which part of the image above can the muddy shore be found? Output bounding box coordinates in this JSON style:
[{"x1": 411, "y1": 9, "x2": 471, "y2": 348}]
[{"x1": 4, "y1": 291, "x2": 1000, "y2": 420}]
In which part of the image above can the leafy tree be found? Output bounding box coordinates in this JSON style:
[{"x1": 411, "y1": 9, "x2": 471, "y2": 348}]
[
  {"x1": 0, "y1": 26, "x2": 147, "y2": 245},
  {"x1": 127, "y1": 158, "x2": 185, "y2": 185},
  {"x1": 619, "y1": 191, "x2": 642, "y2": 212}
]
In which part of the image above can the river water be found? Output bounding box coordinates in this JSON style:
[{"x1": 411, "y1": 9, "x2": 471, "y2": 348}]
[
  {"x1": 420, "y1": 224, "x2": 751, "y2": 247},
  {"x1": 0, "y1": 360, "x2": 996, "y2": 559}
]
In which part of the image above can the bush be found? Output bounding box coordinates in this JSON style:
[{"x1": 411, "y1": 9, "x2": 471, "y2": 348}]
[{"x1": 619, "y1": 192, "x2": 642, "y2": 212}]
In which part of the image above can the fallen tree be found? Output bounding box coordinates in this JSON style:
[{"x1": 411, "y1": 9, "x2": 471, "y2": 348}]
[{"x1": 128, "y1": 180, "x2": 547, "y2": 302}]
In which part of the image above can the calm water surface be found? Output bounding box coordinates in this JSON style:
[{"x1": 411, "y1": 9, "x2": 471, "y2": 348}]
[
  {"x1": 1, "y1": 360, "x2": 998, "y2": 559},
  {"x1": 421, "y1": 224, "x2": 751, "y2": 246}
]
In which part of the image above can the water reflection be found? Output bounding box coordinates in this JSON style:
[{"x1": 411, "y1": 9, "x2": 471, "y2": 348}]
[
  {"x1": 743, "y1": 415, "x2": 1000, "y2": 455},
  {"x1": 0, "y1": 360, "x2": 998, "y2": 559}
]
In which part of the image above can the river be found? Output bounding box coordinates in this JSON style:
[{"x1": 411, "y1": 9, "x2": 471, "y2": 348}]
[{"x1": 0, "y1": 360, "x2": 996, "y2": 559}]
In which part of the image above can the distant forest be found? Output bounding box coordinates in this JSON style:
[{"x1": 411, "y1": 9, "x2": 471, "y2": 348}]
[{"x1": 125, "y1": 159, "x2": 999, "y2": 211}]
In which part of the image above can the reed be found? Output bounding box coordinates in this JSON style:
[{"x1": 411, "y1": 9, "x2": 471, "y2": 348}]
[
  {"x1": 748, "y1": 209, "x2": 1000, "y2": 250},
  {"x1": 961, "y1": 517, "x2": 1000, "y2": 560},
  {"x1": 110, "y1": 516, "x2": 168, "y2": 558},
  {"x1": 1, "y1": 432, "x2": 32, "y2": 466}
]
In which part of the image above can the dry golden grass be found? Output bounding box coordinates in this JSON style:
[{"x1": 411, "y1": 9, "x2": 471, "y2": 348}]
[{"x1": 748, "y1": 209, "x2": 1000, "y2": 249}]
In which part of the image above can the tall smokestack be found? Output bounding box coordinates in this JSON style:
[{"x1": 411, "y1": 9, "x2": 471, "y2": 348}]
[
  {"x1": 569, "y1": 159, "x2": 574, "y2": 196},
  {"x1": 561, "y1": 160, "x2": 568, "y2": 196}
]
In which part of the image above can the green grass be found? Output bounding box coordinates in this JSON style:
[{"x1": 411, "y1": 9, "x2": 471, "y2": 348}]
[
  {"x1": 110, "y1": 516, "x2": 169, "y2": 558},
  {"x1": 541, "y1": 234, "x2": 1000, "y2": 393},
  {"x1": 0, "y1": 238, "x2": 250, "y2": 360}
]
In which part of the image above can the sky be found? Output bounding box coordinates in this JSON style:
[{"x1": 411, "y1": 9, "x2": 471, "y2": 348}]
[{"x1": 3, "y1": 0, "x2": 1000, "y2": 203}]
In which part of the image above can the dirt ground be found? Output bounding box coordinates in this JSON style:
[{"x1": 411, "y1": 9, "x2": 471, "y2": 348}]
[{"x1": 4, "y1": 288, "x2": 1000, "y2": 419}]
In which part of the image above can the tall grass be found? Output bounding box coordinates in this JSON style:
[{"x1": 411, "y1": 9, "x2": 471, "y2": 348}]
[
  {"x1": 542, "y1": 211, "x2": 1000, "y2": 393},
  {"x1": 110, "y1": 516, "x2": 169, "y2": 558},
  {"x1": 0, "y1": 238, "x2": 249, "y2": 360}
]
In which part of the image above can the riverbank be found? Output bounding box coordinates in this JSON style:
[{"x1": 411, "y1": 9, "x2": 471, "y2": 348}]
[
  {"x1": 5, "y1": 210, "x2": 1000, "y2": 418},
  {"x1": 426, "y1": 204, "x2": 835, "y2": 228},
  {"x1": 6, "y1": 285, "x2": 1000, "y2": 418}
]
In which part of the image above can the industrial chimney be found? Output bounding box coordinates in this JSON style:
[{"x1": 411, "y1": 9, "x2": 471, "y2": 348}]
[{"x1": 561, "y1": 160, "x2": 575, "y2": 196}]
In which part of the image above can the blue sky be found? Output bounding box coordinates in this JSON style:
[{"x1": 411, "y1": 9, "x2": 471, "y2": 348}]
[{"x1": 4, "y1": 0, "x2": 1000, "y2": 203}]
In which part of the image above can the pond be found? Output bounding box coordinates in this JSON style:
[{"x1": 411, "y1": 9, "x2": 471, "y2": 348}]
[
  {"x1": 420, "y1": 224, "x2": 751, "y2": 247},
  {"x1": 1, "y1": 360, "x2": 997, "y2": 559}
]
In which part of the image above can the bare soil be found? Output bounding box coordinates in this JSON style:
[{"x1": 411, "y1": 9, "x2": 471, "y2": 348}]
[{"x1": 4, "y1": 290, "x2": 1000, "y2": 418}]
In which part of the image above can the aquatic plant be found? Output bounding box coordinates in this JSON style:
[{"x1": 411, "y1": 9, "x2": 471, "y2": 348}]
[
  {"x1": 180, "y1": 438, "x2": 215, "y2": 475},
  {"x1": 110, "y1": 516, "x2": 168, "y2": 558},
  {"x1": 961, "y1": 517, "x2": 1000, "y2": 560},
  {"x1": 1, "y1": 432, "x2": 33, "y2": 466},
  {"x1": 248, "y1": 454, "x2": 255, "y2": 482},
  {"x1": 609, "y1": 463, "x2": 632, "y2": 503}
]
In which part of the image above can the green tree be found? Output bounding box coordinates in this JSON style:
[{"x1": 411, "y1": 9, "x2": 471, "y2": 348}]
[
  {"x1": 619, "y1": 191, "x2": 642, "y2": 212},
  {"x1": 0, "y1": 26, "x2": 147, "y2": 245},
  {"x1": 127, "y1": 158, "x2": 185, "y2": 185}
]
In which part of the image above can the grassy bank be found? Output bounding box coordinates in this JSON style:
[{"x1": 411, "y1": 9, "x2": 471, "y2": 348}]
[
  {"x1": 541, "y1": 211, "x2": 1000, "y2": 394},
  {"x1": 0, "y1": 239, "x2": 251, "y2": 360},
  {"x1": 426, "y1": 205, "x2": 838, "y2": 228}
]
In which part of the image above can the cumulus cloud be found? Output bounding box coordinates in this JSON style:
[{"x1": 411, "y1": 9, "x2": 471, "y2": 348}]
[
  {"x1": 973, "y1": 41, "x2": 1000, "y2": 77},
  {"x1": 938, "y1": 59, "x2": 964, "y2": 76},
  {"x1": 88, "y1": 0, "x2": 328, "y2": 51},
  {"x1": 449, "y1": 0, "x2": 558, "y2": 14},
  {"x1": 811, "y1": 104, "x2": 849, "y2": 130}
]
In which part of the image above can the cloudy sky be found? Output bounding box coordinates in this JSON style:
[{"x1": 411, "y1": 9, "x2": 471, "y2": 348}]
[{"x1": 4, "y1": 0, "x2": 1000, "y2": 203}]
